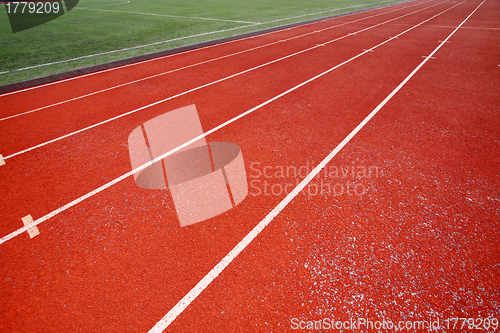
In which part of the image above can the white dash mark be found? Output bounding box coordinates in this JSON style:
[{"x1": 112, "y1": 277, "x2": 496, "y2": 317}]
[{"x1": 22, "y1": 215, "x2": 40, "y2": 238}]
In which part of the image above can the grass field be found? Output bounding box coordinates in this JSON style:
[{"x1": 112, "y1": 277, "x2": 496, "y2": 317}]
[{"x1": 0, "y1": 0, "x2": 401, "y2": 85}]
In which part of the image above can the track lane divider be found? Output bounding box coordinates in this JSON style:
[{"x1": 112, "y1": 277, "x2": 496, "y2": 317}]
[
  {"x1": 0, "y1": 0, "x2": 449, "y2": 163},
  {"x1": 0, "y1": 0, "x2": 435, "y2": 122},
  {"x1": 148, "y1": 1, "x2": 486, "y2": 330},
  {"x1": 0, "y1": 0, "x2": 465, "y2": 245}
]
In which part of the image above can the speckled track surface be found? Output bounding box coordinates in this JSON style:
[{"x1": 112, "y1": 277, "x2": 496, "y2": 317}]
[{"x1": 0, "y1": 0, "x2": 499, "y2": 332}]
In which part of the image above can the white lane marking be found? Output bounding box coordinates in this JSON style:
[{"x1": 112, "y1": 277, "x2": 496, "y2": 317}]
[
  {"x1": 74, "y1": 7, "x2": 258, "y2": 24},
  {"x1": 1, "y1": 0, "x2": 448, "y2": 161},
  {"x1": 0, "y1": 0, "x2": 401, "y2": 78},
  {"x1": 422, "y1": 55, "x2": 437, "y2": 58},
  {"x1": 0, "y1": 0, "x2": 434, "y2": 122},
  {"x1": 0, "y1": 154, "x2": 5, "y2": 166},
  {"x1": 148, "y1": 1, "x2": 485, "y2": 330},
  {"x1": 421, "y1": 25, "x2": 500, "y2": 29},
  {"x1": 375, "y1": 22, "x2": 500, "y2": 29},
  {"x1": 22, "y1": 215, "x2": 40, "y2": 239},
  {"x1": 78, "y1": 1, "x2": 131, "y2": 8},
  {"x1": 0, "y1": 0, "x2": 464, "y2": 246}
]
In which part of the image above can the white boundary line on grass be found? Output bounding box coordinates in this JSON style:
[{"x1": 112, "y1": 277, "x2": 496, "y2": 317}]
[
  {"x1": 0, "y1": 0, "x2": 398, "y2": 77},
  {"x1": 74, "y1": 7, "x2": 259, "y2": 24},
  {"x1": 0, "y1": 24, "x2": 257, "y2": 75},
  {"x1": 1, "y1": 0, "x2": 447, "y2": 161},
  {"x1": 0, "y1": 0, "x2": 464, "y2": 245},
  {"x1": 148, "y1": 0, "x2": 485, "y2": 331},
  {"x1": 78, "y1": 1, "x2": 131, "y2": 8},
  {"x1": 0, "y1": 0, "x2": 435, "y2": 122}
]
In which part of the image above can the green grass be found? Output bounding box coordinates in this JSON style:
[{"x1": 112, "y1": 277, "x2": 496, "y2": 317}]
[{"x1": 0, "y1": 0, "x2": 401, "y2": 85}]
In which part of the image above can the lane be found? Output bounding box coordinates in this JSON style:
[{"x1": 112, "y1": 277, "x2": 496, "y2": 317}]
[{"x1": 1, "y1": 0, "x2": 493, "y2": 332}]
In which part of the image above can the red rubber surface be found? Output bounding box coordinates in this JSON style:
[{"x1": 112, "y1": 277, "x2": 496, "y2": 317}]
[{"x1": 1, "y1": 0, "x2": 499, "y2": 331}]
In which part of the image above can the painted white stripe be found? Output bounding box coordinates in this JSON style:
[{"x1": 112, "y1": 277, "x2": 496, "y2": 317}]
[
  {"x1": 0, "y1": 0, "x2": 400, "y2": 77},
  {"x1": 74, "y1": 7, "x2": 259, "y2": 24},
  {"x1": 0, "y1": 0, "x2": 464, "y2": 246},
  {"x1": 2, "y1": 0, "x2": 448, "y2": 161},
  {"x1": 376, "y1": 22, "x2": 500, "y2": 29},
  {"x1": 148, "y1": 1, "x2": 485, "y2": 330},
  {"x1": 78, "y1": 1, "x2": 131, "y2": 8},
  {"x1": 0, "y1": 0, "x2": 435, "y2": 122}
]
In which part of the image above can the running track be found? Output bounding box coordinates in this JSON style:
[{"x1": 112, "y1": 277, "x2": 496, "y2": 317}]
[{"x1": 1, "y1": 0, "x2": 499, "y2": 331}]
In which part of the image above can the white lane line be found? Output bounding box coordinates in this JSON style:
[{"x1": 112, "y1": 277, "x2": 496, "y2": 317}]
[
  {"x1": 1, "y1": 0, "x2": 448, "y2": 162},
  {"x1": 425, "y1": 25, "x2": 500, "y2": 29},
  {"x1": 0, "y1": 0, "x2": 464, "y2": 246},
  {"x1": 0, "y1": 0, "x2": 401, "y2": 78},
  {"x1": 74, "y1": 7, "x2": 259, "y2": 24},
  {"x1": 0, "y1": 0, "x2": 435, "y2": 122},
  {"x1": 78, "y1": 1, "x2": 131, "y2": 8},
  {"x1": 375, "y1": 22, "x2": 500, "y2": 29},
  {"x1": 148, "y1": 1, "x2": 485, "y2": 330}
]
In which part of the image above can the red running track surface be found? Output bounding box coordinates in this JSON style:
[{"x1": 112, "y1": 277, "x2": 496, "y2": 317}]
[{"x1": 0, "y1": 0, "x2": 499, "y2": 331}]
